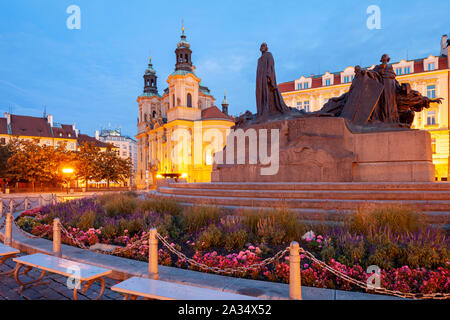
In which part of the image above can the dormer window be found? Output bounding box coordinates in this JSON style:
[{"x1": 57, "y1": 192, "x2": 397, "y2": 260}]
[
  {"x1": 325, "y1": 79, "x2": 331, "y2": 86},
  {"x1": 428, "y1": 63, "x2": 435, "y2": 71}
]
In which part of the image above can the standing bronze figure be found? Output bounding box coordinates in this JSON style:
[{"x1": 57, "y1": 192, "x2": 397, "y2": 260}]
[{"x1": 256, "y1": 43, "x2": 290, "y2": 118}]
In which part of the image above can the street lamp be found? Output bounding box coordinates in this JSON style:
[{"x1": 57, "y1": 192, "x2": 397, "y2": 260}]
[{"x1": 62, "y1": 167, "x2": 74, "y2": 194}]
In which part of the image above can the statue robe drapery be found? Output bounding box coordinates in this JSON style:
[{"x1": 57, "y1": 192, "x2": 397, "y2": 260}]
[{"x1": 256, "y1": 51, "x2": 290, "y2": 117}]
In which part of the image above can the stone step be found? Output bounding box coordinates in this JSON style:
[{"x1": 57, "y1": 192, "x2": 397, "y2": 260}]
[
  {"x1": 167, "y1": 182, "x2": 450, "y2": 191},
  {"x1": 158, "y1": 187, "x2": 450, "y2": 201},
  {"x1": 154, "y1": 192, "x2": 450, "y2": 212}
]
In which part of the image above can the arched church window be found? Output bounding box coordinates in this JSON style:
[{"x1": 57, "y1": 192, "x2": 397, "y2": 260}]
[
  {"x1": 172, "y1": 95, "x2": 175, "y2": 107},
  {"x1": 185, "y1": 54, "x2": 189, "y2": 63},
  {"x1": 144, "y1": 114, "x2": 147, "y2": 122},
  {"x1": 153, "y1": 110, "x2": 157, "y2": 118},
  {"x1": 187, "y1": 93, "x2": 192, "y2": 108}
]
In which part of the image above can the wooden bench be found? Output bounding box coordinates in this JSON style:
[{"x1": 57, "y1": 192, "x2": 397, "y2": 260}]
[
  {"x1": 111, "y1": 277, "x2": 261, "y2": 300},
  {"x1": 0, "y1": 243, "x2": 20, "y2": 276},
  {"x1": 13, "y1": 253, "x2": 113, "y2": 300}
]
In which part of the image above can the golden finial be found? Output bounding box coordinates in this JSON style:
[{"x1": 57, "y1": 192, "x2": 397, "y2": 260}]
[{"x1": 182, "y1": 19, "x2": 185, "y2": 34}]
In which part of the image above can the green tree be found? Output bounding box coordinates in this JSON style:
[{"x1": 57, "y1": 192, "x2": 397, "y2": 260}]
[
  {"x1": 96, "y1": 146, "x2": 132, "y2": 187},
  {"x1": 76, "y1": 142, "x2": 101, "y2": 190},
  {"x1": 7, "y1": 140, "x2": 64, "y2": 190}
]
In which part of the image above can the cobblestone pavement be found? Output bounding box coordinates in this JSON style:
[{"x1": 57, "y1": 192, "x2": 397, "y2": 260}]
[{"x1": 0, "y1": 255, "x2": 124, "y2": 300}]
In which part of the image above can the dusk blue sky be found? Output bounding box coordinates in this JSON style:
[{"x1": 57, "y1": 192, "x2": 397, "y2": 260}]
[{"x1": 1, "y1": 0, "x2": 449, "y2": 137}]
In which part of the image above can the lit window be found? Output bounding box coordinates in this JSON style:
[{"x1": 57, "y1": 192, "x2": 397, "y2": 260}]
[
  {"x1": 428, "y1": 63, "x2": 435, "y2": 71},
  {"x1": 427, "y1": 111, "x2": 436, "y2": 125},
  {"x1": 427, "y1": 85, "x2": 436, "y2": 99},
  {"x1": 431, "y1": 139, "x2": 437, "y2": 154},
  {"x1": 304, "y1": 101, "x2": 310, "y2": 112}
]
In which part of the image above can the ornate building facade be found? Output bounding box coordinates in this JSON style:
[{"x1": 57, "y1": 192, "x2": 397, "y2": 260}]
[
  {"x1": 135, "y1": 29, "x2": 234, "y2": 188},
  {"x1": 279, "y1": 35, "x2": 450, "y2": 181}
]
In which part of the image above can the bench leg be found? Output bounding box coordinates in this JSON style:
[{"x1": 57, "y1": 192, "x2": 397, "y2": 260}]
[
  {"x1": 123, "y1": 294, "x2": 139, "y2": 300},
  {"x1": 14, "y1": 263, "x2": 49, "y2": 293},
  {"x1": 0, "y1": 254, "x2": 17, "y2": 276},
  {"x1": 73, "y1": 277, "x2": 106, "y2": 300}
]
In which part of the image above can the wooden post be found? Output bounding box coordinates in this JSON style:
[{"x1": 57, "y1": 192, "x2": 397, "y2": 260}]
[
  {"x1": 24, "y1": 198, "x2": 28, "y2": 211},
  {"x1": 9, "y1": 199, "x2": 13, "y2": 214},
  {"x1": 289, "y1": 241, "x2": 302, "y2": 300},
  {"x1": 53, "y1": 218, "x2": 62, "y2": 258},
  {"x1": 5, "y1": 213, "x2": 13, "y2": 246},
  {"x1": 0, "y1": 201, "x2": 3, "y2": 217},
  {"x1": 148, "y1": 228, "x2": 159, "y2": 280},
  {"x1": 38, "y1": 196, "x2": 43, "y2": 208}
]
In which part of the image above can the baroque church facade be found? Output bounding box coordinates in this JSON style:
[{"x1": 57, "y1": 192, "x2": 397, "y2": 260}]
[{"x1": 136, "y1": 28, "x2": 234, "y2": 189}]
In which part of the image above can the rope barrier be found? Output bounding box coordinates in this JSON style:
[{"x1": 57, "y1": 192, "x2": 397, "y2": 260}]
[{"x1": 156, "y1": 232, "x2": 289, "y2": 275}]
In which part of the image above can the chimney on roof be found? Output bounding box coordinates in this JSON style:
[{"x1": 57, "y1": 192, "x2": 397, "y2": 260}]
[
  {"x1": 4, "y1": 112, "x2": 11, "y2": 126},
  {"x1": 47, "y1": 114, "x2": 53, "y2": 127}
]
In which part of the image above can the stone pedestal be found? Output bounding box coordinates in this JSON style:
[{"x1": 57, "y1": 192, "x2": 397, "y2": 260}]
[{"x1": 211, "y1": 117, "x2": 434, "y2": 183}]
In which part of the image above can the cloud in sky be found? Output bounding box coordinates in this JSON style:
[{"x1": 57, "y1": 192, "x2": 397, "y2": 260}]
[{"x1": 0, "y1": 0, "x2": 449, "y2": 136}]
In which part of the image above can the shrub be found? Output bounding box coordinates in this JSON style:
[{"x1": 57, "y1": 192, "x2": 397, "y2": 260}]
[
  {"x1": 348, "y1": 205, "x2": 425, "y2": 235},
  {"x1": 182, "y1": 206, "x2": 222, "y2": 233},
  {"x1": 224, "y1": 229, "x2": 248, "y2": 251},
  {"x1": 76, "y1": 210, "x2": 97, "y2": 230},
  {"x1": 100, "y1": 194, "x2": 138, "y2": 217},
  {"x1": 197, "y1": 224, "x2": 223, "y2": 250},
  {"x1": 16, "y1": 216, "x2": 41, "y2": 232},
  {"x1": 139, "y1": 198, "x2": 182, "y2": 216}
]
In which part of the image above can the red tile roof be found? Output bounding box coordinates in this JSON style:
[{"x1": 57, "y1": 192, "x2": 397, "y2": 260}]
[
  {"x1": 0, "y1": 118, "x2": 7, "y2": 135},
  {"x1": 10, "y1": 115, "x2": 53, "y2": 138},
  {"x1": 201, "y1": 106, "x2": 234, "y2": 121},
  {"x1": 53, "y1": 124, "x2": 76, "y2": 139},
  {"x1": 77, "y1": 134, "x2": 111, "y2": 148},
  {"x1": 278, "y1": 81, "x2": 295, "y2": 92}
]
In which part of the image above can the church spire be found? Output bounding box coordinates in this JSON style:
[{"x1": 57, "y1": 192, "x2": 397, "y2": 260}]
[
  {"x1": 143, "y1": 57, "x2": 158, "y2": 95},
  {"x1": 221, "y1": 91, "x2": 229, "y2": 115},
  {"x1": 175, "y1": 21, "x2": 193, "y2": 72}
]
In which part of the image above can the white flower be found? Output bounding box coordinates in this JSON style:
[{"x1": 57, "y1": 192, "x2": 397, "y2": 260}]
[{"x1": 302, "y1": 230, "x2": 315, "y2": 240}]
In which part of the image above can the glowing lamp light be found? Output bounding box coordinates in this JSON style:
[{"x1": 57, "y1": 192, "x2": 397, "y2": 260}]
[
  {"x1": 156, "y1": 174, "x2": 164, "y2": 179},
  {"x1": 181, "y1": 173, "x2": 188, "y2": 179},
  {"x1": 62, "y1": 168, "x2": 74, "y2": 174}
]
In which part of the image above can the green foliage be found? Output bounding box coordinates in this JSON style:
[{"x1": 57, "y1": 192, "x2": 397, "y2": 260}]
[
  {"x1": 139, "y1": 198, "x2": 182, "y2": 216},
  {"x1": 100, "y1": 194, "x2": 138, "y2": 217},
  {"x1": 76, "y1": 210, "x2": 97, "y2": 230},
  {"x1": 182, "y1": 206, "x2": 222, "y2": 233},
  {"x1": 16, "y1": 216, "x2": 42, "y2": 232},
  {"x1": 224, "y1": 229, "x2": 248, "y2": 251},
  {"x1": 347, "y1": 205, "x2": 425, "y2": 235},
  {"x1": 197, "y1": 224, "x2": 223, "y2": 250}
]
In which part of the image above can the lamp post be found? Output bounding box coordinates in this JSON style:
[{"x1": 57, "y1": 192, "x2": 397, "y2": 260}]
[{"x1": 62, "y1": 167, "x2": 74, "y2": 194}]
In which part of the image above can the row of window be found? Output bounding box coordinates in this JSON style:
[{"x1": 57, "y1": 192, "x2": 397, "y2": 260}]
[
  {"x1": 292, "y1": 85, "x2": 437, "y2": 115},
  {"x1": 395, "y1": 63, "x2": 435, "y2": 76}
]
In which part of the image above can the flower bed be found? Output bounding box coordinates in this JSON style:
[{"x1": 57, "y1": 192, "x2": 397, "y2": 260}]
[{"x1": 15, "y1": 193, "x2": 450, "y2": 295}]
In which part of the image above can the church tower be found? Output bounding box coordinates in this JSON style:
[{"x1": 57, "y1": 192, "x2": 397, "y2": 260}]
[
  {"x1": 175, "y1": 25, "x2": 193, "y2": 72},
  {"x1": 143, "y1": 57, "x2": 158, "y2": 96}
]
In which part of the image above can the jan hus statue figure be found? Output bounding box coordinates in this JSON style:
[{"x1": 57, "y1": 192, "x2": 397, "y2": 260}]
[{"x1": 256, "y1": 43, "x2": 291, "y2": 118}]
